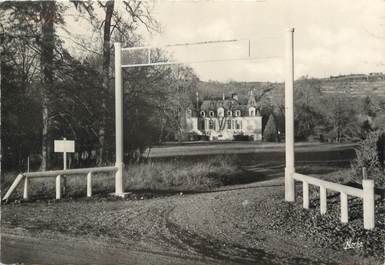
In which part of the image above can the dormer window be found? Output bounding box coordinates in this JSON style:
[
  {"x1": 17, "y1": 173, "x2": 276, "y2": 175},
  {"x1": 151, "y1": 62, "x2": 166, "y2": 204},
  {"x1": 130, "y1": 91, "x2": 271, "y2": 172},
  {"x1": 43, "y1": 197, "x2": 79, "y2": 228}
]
[
  {"x1": 209, "y1": 111, "x2": 215, "y2": 117},
  {"x1": 200, "y1": 111, "x2": 205, "y2": 117},
  {"x1": 217, "y1": 107, "x2": 224, "y2": 117},
  {"x1": 249, "y1": 107, "x2": 256, "y2": 117},
  {"x1": 227, "y1": 110, "x2": 232, "y2": 117}
]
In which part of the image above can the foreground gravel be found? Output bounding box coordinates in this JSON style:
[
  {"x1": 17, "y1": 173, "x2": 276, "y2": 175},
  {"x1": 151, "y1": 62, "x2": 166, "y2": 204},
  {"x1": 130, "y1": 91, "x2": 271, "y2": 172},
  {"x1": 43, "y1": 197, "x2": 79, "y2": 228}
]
[{"x1": 2, "y1": 178, "x2": 383, "y2": 265}]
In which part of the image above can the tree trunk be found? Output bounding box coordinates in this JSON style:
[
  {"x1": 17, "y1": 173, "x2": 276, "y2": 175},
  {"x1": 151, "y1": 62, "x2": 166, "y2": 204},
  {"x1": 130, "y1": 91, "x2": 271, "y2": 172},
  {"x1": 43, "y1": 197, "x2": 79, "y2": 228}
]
[
  {"x1": 0, "y1": 54, "x2": 3, "y2": 193},
  {"x1": 97, "y1": 0, "x2": 114, "y2": 165},
  {"x1": 40, "y1": 1, "x2": 55, "y2": 171}
]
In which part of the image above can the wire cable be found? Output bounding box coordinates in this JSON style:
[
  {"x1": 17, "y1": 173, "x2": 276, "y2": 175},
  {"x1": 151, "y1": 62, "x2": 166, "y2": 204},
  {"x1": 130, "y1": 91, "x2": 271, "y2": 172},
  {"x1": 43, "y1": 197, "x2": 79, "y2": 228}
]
[{"x1": 121, "y1": 55, "x2": 282, "y2": 68}]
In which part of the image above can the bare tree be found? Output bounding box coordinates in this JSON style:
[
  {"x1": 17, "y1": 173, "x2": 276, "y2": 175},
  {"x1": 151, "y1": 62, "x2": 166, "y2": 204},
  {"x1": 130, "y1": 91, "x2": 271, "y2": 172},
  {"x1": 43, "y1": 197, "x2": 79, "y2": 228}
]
[{"x1": 74, "y1": 0, "x2": 159, "y2": 165}]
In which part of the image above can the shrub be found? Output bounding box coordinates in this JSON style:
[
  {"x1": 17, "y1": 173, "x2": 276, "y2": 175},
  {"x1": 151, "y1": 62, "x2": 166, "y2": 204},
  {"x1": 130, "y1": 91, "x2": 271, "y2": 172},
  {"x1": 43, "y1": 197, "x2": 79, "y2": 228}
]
[
  {"x1": 351, "y1": 130, "x2": 385, "y2": 186},
  {"x1": 263, "y1": 114, "x2": 278, "y2": 142},
  {"x1": 125, "y1": 155, "x2": 237, "y2": 191},
  {"x1": 233, "y1": 134, "x2": 251, "y2": 141}
]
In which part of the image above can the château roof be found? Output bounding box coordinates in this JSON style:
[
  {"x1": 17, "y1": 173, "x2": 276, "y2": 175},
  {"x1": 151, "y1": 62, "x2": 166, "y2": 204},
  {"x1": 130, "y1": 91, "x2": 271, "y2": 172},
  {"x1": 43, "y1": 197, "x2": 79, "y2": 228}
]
[
  {"x1": 200, "y1": 99, "x2": 241, "y2": 111},
  {"x1": 199, "y1": 93, "x2": 260, "y2": 113}
]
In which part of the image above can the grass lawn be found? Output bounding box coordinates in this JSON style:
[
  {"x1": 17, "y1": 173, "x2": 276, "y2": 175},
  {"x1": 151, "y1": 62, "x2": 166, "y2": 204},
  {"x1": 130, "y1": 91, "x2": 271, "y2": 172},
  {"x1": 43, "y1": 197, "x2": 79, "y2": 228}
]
[{"x1": 2, "y1": 143, "x2": 356, "y2": 202}]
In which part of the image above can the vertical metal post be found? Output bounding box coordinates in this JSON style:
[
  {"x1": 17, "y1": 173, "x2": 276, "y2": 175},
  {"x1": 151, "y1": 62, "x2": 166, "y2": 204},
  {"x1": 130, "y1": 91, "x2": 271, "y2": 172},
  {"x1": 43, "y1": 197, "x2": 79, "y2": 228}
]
[
  {"x1": 63, "y1": 137, "x2": 67, "y2": 170},
  {"x1": 62, "y1": 137, "x2": 67, "y2": 196},
  {"x1": 114, "y1": 42, "x2": 124, "y2": 195},
  {"x1": 27, "y1": 156, "x2": 30, "y2": 172},
  {"x1": 285, "y1": 27, "x2": 295, "y2": 202}
]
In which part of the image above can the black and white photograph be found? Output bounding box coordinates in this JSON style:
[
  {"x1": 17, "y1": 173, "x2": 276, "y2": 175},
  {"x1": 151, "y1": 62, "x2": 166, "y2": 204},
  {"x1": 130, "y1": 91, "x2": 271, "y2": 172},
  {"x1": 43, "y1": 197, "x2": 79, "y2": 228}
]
[{"x1": 1, "y1": 0, "x2": 385, "y2": 264}]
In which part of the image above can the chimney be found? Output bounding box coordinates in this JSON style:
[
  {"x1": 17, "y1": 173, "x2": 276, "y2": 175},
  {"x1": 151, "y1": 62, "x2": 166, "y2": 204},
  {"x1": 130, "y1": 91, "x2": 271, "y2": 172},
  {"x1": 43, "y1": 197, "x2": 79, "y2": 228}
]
[{"x1": 231, "y1": 93, "x2": 238, "y2": 101}]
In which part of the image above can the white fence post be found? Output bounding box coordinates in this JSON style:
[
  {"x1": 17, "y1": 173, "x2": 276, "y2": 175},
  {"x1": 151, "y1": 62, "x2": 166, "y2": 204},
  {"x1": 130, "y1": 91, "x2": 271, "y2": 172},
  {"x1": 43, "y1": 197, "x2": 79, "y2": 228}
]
[
  {"x1": 284, "y1": 27, "x2": 296, "y2": 202},
  {"x1": 303, "y1": 181, "x2": 309, "y2": 209},
  {"x1": 56, "y1": 175, "x2": 61, "y2": 199},
  {"x1": 340, "y1": 192, "x2": 348, "y2": 223},
  {"x1": 23, "y1": 176, "x2": 29, "y2": 200},
  {"x1": 87, "y1": 172, "x2": 92, "y2": 197},
  {"x1": 320, "y1": 186, "x2": 327, "y2": 214},
  {"x1": 362, "y1": 179, "x2": 375, "y2": 230}
]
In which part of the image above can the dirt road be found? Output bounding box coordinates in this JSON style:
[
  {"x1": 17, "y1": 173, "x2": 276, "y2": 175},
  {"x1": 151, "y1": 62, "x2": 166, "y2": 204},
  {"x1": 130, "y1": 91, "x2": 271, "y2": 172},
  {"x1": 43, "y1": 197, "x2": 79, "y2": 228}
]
[{"x1": 1, "y1": 177, "x2": 366, "y2": 265}]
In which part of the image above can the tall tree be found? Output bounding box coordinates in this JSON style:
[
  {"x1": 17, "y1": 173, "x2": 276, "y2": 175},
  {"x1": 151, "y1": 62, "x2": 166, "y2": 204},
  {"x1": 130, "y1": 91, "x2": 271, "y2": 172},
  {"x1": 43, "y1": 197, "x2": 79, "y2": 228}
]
[
  {"x1": 323, "y1": 95, "x2": 359, "y2": 142},
  {"x1": 1, "y1": 1, "x2": 66, "y2": 170},
  {"x1": 74, "y1": 0, "x2": 158, "y2": 164},
  {"x1": 165, "y1": 66, "x2": 199, "y2": 142},
  {"x1": 40, "y1": 1, "x2": 56, "y2": 170},
  {"x1": 95, "y1": 0, "x2": 114, "y2": 165},
  {"x1": 293, "y1": 79, "x2": 324, "y2": 140}
]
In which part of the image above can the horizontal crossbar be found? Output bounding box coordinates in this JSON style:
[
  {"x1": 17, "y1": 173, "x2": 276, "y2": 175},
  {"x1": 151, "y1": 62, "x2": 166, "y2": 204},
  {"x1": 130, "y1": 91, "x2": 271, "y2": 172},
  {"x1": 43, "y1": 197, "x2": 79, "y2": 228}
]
[
  {"x1": 2, "y1": 166, "x2": 118, "y2": 201},
  {"x1": 293, "y1": 173, "x2": 363, "y2": 198},
  {"x1": 25, "y1": 166, "x2": 118, "y2": 178},
  {"x1": 121, "y1": 56, "x2": 281, "y2": 68}
]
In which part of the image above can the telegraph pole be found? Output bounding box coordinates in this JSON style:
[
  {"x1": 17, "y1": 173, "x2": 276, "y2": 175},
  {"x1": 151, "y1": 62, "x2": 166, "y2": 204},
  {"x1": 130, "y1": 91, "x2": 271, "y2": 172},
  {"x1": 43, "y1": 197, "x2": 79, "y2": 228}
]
[
  {"x1": 285, "y1": 28, "x2": 295, "y2": 202},
  {"x1": 114, "y1": 42, "x2": 124, "y2": 195}
]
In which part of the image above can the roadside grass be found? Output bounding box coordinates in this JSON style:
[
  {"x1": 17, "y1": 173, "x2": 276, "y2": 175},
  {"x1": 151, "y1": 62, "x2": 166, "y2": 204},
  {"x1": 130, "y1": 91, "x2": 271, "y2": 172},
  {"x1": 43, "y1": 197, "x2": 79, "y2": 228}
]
[
  {"x1": 126, "y1": 155, "x2": 237, "y2": 191},
  {"x1": 1, "y1": 144, "x2": 356, "y2": 201},
  {"x1": 2, "y1": 155, "x2": 239, "y2": 201}
]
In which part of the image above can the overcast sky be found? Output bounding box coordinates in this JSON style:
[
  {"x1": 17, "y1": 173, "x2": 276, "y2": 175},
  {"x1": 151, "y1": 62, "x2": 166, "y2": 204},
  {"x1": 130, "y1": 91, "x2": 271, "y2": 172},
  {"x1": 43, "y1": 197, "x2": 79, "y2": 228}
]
[
  {"x1": 63, "y1": 0, "x2": 385, "y2": 82},
  {"x1": 139, "y1": 0, "x2": 385, "y2": 82}
]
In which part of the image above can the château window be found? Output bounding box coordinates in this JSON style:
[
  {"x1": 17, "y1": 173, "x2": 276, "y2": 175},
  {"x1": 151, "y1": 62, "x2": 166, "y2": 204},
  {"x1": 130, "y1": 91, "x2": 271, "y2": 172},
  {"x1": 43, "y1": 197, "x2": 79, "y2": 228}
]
[
  {"x1": 235, "y1": 110, "x2": 241, "y2": 117},
  {"x1": 235, "y1": 120, "x2": 241, "y2": 129},
  {"x1": 209, "y1": 120, "x2": 215, "y2": 130},
  {"x1": 209, "y1": 111, "x2": 215, "y2": 117},
  {"x1": 200, "y1": 111, "x2": 205, "y2": 117},
  {"x1": 227, "y1": 120, "x2": 232, "y2": 129},
  {"x1": 227, "y1": 110, "x2": 232, "y2": 117}
]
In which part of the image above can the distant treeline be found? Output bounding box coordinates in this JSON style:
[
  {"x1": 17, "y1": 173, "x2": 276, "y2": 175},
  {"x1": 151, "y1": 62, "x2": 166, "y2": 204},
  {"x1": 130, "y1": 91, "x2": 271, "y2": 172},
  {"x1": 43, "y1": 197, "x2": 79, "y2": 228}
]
[{"x1": 196, "y1": 78, "x2": 385, "y2": 144}]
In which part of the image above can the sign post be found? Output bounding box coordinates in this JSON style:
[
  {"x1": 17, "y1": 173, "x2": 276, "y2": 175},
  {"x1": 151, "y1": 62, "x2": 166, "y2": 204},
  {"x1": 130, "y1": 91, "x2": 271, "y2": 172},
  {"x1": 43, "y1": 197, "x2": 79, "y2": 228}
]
[
  {"x1": 54, "y1": 137, "x2": 75, "y2": 169},
  {"x1": 54, "y1": 138, "x2": 75, "y2": 197}
]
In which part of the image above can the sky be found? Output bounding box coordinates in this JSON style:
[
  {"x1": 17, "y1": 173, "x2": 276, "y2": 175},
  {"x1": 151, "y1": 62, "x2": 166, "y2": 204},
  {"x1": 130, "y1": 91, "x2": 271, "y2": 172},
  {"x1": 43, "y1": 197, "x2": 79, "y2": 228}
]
[
  {"x1": 143, "y1": 0, "x2": 385, "y2": 81},
  {"x1": 63, "y1": 0, "x2": 385, "y2": 82}
]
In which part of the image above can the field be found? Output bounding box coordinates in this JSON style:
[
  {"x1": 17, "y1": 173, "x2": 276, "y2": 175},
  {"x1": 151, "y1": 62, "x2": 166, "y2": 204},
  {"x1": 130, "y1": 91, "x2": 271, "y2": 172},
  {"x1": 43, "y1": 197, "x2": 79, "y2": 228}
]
[{"x1": 2, "y1": 142, "x2": 356, "y2": 201}]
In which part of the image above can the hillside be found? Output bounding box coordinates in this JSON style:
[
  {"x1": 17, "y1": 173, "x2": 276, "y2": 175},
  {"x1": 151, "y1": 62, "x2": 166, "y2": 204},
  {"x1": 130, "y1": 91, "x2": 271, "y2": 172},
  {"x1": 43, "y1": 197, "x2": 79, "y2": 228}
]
[
  {"x1": 197, "y1": 74, "x2": 385, "y2": 100},
  {"x1": 320, "y1": 79, "x2": 385, "y2": 97}
]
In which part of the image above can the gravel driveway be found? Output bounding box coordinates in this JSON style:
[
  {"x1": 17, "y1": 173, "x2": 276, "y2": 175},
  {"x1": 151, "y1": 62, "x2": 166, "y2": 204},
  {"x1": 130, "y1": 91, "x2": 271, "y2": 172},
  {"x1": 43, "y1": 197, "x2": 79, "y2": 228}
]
[{"x1": 2, "y1": 175, "x2": 375, "y2": 265}]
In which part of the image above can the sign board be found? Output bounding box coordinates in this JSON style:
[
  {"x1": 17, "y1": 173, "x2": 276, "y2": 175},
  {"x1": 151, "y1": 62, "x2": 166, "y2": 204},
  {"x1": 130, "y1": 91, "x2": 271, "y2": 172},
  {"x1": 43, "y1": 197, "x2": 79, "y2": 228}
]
[{"x1": 54, "y1": 139, "x2": 75, "y2": 153}]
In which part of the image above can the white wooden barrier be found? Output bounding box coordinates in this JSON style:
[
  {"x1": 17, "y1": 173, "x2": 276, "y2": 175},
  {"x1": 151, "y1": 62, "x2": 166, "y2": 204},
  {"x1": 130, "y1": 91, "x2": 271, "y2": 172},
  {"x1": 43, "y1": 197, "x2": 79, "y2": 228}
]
[
  {"x1": 293, "y1": 173, "x2": 375, "y2": 230},
  {"x1": 2, "y1": 166, "x2": 117, "y2": 202}
]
